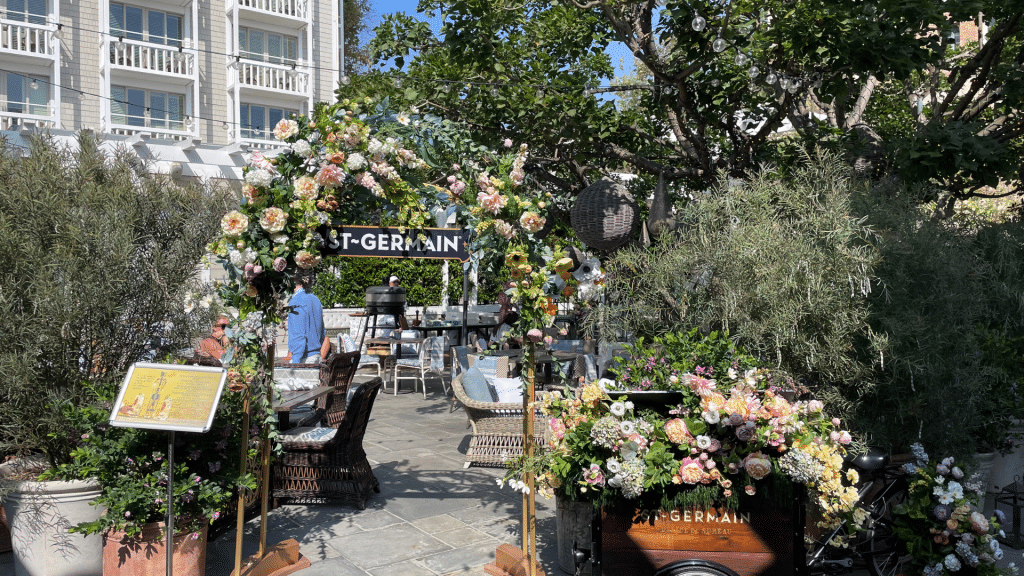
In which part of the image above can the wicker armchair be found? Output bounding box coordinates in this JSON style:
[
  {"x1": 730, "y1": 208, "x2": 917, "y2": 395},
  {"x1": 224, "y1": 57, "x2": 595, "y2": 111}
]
[
  {"x1": 272, "y1": 377, "x2": 383, "y2": 508},
  {"x1": 450, "y1": 372, "x2": 547, "y2": 469}
]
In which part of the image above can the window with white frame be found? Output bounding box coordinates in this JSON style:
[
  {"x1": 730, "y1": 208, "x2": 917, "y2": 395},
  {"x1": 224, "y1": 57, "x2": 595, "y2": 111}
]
[
  {"x1": 109, "y1": 2, "x2": 182, "y2": 46},
  {"x1": 2, "y1": 71, "x2": 48, "y2": 116},
  {"x1": 2, "y1": 0, "x2": 47, "y2": 25},
  {"x1": 238, "y1": 27, "x2": 297, "y2": 65},
  {"x1": 111, "y1": 85, "x2": 185, "y2": 130},
  {"x1": 240, "y1": 104, "x2": 297, "y2": 140}
]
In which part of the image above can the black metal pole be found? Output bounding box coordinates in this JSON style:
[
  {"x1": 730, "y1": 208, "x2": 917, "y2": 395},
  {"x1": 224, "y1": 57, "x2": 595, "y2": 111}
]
[
  {"x1": 166, "y1": 430, "x2": 174, "y2": 576},
  {"x1": 461, "y1": 265, "x2": 469, "y2": 347}
]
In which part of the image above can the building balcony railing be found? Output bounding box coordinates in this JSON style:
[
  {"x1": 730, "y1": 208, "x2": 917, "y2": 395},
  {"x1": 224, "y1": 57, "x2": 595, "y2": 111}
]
[
  {"x1": 241, "y1": 137, "x2": 287, "y2": 151},
  {"x1": 235, "y1": 60, "x2": 308, "y2": 96},
  {"x1": 0, "y1": 19, "x2": 55, "y2": 57},
  {"x1": 109, "y1": 124, "x2": 192, "y2": 142},
  {"x1": 109, "y1": 39, "x2": 194, "y2": 79},
  {"x1": 0, "y1": 106, "x2": 56, "y2": 130},
  {"x1": 235, "y1": 0, "x2": 307, "y2": 20}
]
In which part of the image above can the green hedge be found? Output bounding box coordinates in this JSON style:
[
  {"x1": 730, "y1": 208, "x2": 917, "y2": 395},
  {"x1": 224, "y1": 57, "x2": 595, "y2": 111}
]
[{"x1": 311, "y1": 256, "x2": 466, "y2": 307}]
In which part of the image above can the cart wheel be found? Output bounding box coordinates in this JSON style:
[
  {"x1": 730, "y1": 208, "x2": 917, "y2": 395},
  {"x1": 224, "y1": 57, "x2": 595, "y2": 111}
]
[{"x1": 653, "y1": 560, "x2": 740, "y2": 576}]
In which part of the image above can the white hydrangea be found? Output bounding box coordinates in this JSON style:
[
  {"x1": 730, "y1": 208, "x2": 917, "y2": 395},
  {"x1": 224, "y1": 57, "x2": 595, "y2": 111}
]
[
  {"x1": 346, "y1": 153, "x2": 367, "y2": 170},
  {"x1": 244, "y1": 168, "x2": 274, "y2": 187},
  {"x1": 291, "y1": 139, "x2": 312, "y2": 156}
]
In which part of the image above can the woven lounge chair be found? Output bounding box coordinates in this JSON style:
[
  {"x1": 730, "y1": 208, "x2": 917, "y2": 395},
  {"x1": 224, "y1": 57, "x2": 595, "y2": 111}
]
[
  {"x1": 272, "y1": 377, "x2": 383, "y2": 508},
  {"x1": 450, "y1": 372, "x2": 547, "y2": 469}
]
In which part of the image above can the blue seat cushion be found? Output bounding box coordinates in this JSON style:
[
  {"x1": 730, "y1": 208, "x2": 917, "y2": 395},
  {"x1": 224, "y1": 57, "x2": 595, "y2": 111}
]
[{"x1": 462, "y1": 366, "x2": 498, "y2": 403}]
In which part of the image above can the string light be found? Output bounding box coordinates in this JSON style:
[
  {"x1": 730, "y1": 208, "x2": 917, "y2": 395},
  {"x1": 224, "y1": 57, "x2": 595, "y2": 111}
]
[
  {"x1": 692, "y1": 13, "x2": 706, "y2": 32},
  {"x1": 490, "y1": 86, "x2": 499, "y2": 97},
  {"x1": 748, "y1": 65, "x2": 760, "y2": 79},
  {"x1": 340, "y1": 74, "x2": 350, "y2": 85},
  {"x1": 712, "y1": 37, "x2": 727, "y2": 53},
  {"x1": 734, "y1": 53, "x2": 747, "y2": 66}
]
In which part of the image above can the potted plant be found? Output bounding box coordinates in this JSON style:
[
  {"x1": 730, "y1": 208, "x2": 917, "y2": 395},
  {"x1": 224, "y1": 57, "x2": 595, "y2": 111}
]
[
  {"x1": 503, "y1": 330, "x2": 863, "y2": 573},
  {"x1": 0, "y1": 134, "x2": 230, "y2": 576},
  {"x1": 43, "y1": 380, "x2": 255, "y2": 576}
]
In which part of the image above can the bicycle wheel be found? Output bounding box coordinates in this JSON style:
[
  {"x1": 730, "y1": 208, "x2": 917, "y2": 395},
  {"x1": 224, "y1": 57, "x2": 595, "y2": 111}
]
[
  {"x1": 653, "y1": 560, "x2": 741, "y2": 576},
  {"x1": 864, "y1": 481, "x2": 913, "y2": 576}
]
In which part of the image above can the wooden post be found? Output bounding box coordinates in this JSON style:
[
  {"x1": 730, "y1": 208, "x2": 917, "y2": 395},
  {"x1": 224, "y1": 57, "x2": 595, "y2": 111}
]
[
  {"x1": 523, "y1": 344, "x2": 538, "y2": 576},
  {"x1": 259, "y1": 342, "x2": 275, "y2": 557},
  {"x1": 232, "y1": 385, "x2": 251, "y2": 576}
]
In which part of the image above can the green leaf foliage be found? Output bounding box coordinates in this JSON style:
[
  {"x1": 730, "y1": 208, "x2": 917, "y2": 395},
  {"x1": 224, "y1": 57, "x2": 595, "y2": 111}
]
[{"x1": 0, "y1": 134, "x2": 231, "y2": 466}]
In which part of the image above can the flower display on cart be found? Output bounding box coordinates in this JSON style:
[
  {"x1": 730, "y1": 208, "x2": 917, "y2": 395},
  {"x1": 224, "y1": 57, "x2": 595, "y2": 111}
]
[
  {"x1": 892, "y1": 443, "x2": 1012, "y2": 576},
  {"x1": 502, "y1": 330, "x2": 863, "y2": 535}
]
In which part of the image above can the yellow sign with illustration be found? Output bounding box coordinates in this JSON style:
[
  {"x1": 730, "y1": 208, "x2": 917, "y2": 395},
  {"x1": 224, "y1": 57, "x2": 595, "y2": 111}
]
[{"x1": 110, "y1": 362, "x2": 228, "y2": 433}]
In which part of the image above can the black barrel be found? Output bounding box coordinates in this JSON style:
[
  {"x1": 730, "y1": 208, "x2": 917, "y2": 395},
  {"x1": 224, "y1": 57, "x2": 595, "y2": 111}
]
[{"x1": 365, "y1": 286, "x2": 406, "y2": 315}]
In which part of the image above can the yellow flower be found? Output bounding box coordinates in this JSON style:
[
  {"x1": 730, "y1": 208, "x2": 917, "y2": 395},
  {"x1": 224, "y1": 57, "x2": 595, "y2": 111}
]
[
  {"x1": 845, "y1": 469, "x2": 859, "y2": 484},
  {"x1": 553, "y1": 257, "x2": 574, "y2": 274},
  {"x1": 505, "y1": 250, "x2": 528, "y2": 268}
]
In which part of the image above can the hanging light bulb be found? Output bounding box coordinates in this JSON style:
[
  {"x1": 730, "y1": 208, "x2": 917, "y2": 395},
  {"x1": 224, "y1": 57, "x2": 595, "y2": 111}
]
[
  {"x1": 535, "y1": 88, "x2": 543, "y2": 99},
  {"x1": 712, "y1": 37, "x2": 727, "y2": 53},
  {"x1": 765, "y1": 71, "x2": 777, "y2": 84},
  {"x1": 340, "y1": 74, "x2": 351, "y2": 85},
  {"x1": 787, "y1": 80, "x2": 800, "y2": 94},
  {"x1": 393, "y1": 77, "x2": 402, "y2": 89},
  {"x1": 184, "y1": 116, "x2": 194, "y2": 130},
  {"x1": 52, "y1": 23, "x2": 62, "y2": 40},
  {"x1": 441, "y1": 83, "x2": 451, "y2": 93},
  {"x1": 691, "y1": 13, "x2": 706, "y2": 32},
  {"x1": 734, "y1": 53, "x2": 748, "y2": 66},
  {"x1": 710, "y1": 78, "x2": 721, "y2": 87},
  {"x1": 173, "y1": 46, "x2": 185, "y2": 62},
  {"x1": 779, "y1": 77, "x2": 790, "y2": 90},
  {"x1": 490, "y1": 86, "x2": 499, "y2": 97},
  {"x1": 30, "y1": 78, "x2": 39, "y2": 90},
  {"x1": 748, "y1": 65, "x2": 760, "y2": 79}
]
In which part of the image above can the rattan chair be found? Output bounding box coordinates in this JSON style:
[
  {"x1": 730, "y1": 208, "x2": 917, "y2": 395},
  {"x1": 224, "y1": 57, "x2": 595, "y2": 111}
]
[
  {"x1": 272, "y1": 377, "x2": 383, "y2": 508},
  {"x1": 450, "y1": 372, "x2": 547, "y2": 469}
]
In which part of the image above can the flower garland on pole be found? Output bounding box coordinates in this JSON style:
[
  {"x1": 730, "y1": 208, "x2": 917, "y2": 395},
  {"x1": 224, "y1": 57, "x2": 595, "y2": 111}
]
[
  {"x1": 440, "y1": 139, "x2": 586, "y2": 576},
  {"x1": 207, "y1": 99, "x2": 442, "y2": 572}
]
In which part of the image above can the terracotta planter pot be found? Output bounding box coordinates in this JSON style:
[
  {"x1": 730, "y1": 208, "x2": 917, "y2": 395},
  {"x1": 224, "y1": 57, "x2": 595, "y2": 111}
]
[{"x1": 102, "y1": 522, "x2": 207, "y2": 576}]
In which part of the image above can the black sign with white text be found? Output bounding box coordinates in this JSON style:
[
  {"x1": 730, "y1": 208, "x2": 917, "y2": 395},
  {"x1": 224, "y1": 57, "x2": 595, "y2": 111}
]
[{"x1": 320, "y1": 225, "x2": 471, "y2": 262}]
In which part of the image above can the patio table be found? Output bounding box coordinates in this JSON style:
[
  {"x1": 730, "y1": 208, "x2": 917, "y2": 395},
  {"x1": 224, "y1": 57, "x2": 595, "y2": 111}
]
[{"x1": 273, "y1": 386, "x2": 332, "y2": 430}]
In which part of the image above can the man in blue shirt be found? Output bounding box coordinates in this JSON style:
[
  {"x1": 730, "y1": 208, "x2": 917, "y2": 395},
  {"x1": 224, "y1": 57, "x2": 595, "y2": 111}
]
[{"x1": 287, "y1": 277, "x2": 325, "y2": 364}]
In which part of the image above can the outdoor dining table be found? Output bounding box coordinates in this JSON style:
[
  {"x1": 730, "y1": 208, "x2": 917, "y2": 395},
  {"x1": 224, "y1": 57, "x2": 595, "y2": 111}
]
[{"x1": 273, "y1": 385, "x2": 332, "y2": 430}]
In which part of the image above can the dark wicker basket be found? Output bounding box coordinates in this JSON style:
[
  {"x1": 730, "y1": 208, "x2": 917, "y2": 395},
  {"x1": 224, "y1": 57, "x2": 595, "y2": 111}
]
[{"x1": 570, "y1": 178, "x2": 640, "y2": 252}]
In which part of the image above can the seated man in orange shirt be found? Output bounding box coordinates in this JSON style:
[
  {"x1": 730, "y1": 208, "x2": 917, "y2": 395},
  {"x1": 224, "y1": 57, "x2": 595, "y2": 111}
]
[{"x1": 197, "y1": 317, "x2": 230, "y2": 360}]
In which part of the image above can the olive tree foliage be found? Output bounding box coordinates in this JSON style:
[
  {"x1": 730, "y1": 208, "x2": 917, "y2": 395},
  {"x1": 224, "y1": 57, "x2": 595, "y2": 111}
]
[
  {"x1": 0, "y1": 134, "x2": 231, "y2": 465},
  {"x1": 355, "y1": 0, "x2": 1022, "y2": 212},
  {"x1": 852, "y1": 181, "x2": 1024, "y2": 460},
  {"x1": 588, "y1": 150, "x2": 882, "y2": 416}
]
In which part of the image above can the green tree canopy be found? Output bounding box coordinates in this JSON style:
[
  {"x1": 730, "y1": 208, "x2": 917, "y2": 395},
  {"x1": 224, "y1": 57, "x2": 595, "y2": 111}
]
[{"x1": 349, "y1": 0, "x2": 1022, "y2": 212}]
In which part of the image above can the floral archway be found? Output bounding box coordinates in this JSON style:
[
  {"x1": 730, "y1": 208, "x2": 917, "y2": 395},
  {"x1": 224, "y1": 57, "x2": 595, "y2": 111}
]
[{"x1": 209, "y1": 98, "x2": 583, "y2": 574}]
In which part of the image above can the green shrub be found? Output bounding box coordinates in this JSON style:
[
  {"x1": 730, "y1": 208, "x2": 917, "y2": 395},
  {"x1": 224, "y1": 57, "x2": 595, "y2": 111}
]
[
  {"x1": 0, "y1": 133, "x2": 230, "y2": 466},
  {"x1": 311, "y1": 255, "x2": 466, "y2": 307},
  {"x1": 591, "y1": 150, "x2": 882, "y2": 417},
  {"x1": 853, "y1": 182, "x2": 1024, "y2": 460}
]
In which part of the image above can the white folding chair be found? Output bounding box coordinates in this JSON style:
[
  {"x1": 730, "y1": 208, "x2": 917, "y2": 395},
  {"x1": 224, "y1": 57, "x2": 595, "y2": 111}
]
[{"x1": 393, "y1": 335, "x2": 446, "y2": 398}]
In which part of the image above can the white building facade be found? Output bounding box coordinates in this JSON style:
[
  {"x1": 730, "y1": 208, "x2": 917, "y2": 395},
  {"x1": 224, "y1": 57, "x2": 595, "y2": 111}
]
[{"x1": 1, "y1": 0, "x2": 338, "y2": 160}]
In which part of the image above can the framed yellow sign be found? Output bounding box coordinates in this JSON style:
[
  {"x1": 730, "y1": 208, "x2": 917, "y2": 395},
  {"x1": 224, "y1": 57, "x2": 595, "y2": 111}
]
[{"x1": 110, "y1": 362, "x2": 228, "y2": 433}]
